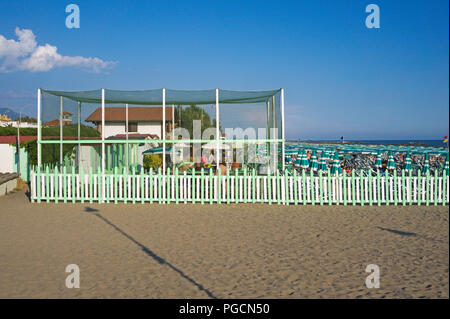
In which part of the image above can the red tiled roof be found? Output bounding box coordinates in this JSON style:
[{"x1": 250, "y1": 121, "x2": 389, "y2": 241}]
[
  {"x1": 86, "y1": 107, "x2": 174, "y2": 123},
  {"x1": 43, "y1": 119, "x2": 71, "y2": 127}
]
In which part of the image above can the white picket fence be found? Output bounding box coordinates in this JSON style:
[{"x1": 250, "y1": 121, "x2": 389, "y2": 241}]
[{"x1": 30, "y1": 167, "x2": 449, "y2": 206}]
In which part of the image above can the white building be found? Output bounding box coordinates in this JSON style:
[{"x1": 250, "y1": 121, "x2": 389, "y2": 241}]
[{"x1": 85, "y1": 106, "x2": 174, "y2": 138}]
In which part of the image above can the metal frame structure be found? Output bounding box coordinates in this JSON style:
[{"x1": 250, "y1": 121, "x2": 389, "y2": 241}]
[{"x1": 36, "y1": 88, "x2": 286, "y2": 202}]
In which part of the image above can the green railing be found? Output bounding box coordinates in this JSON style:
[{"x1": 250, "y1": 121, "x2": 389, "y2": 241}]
[{"x1": 30, "y1": 166, "x2": 449, "y2": 206}]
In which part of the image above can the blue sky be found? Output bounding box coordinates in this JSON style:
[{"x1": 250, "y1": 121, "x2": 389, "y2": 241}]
[{"x1": 0, "y1": 0, "x2": 448, "y2": 140}]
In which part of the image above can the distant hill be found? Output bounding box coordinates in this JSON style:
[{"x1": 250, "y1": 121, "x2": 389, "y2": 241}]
[{"x1": 0, "y1": 107, "x2": 20, "y2": 120}]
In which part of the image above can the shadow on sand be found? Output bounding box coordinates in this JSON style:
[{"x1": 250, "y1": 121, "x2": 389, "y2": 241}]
[
  {"x1": 376, "y1": 226, "x2": 417, "y2": 237},
  {"x1": 84, "y1": 206, "x2": 216, "y2": 299}
]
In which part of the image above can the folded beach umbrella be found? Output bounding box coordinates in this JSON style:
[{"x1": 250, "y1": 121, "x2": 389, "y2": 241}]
[
  {"x1": 330, "y1": 152, "x2": 342, "y2": 175},
  {"x1": 142, "y1": 146, "x2": 175, "y2": 155},
  {"x1": 375, "y1": 151, "x2": 382, "y2": 169},
  {"x1": 404, "y1": 153, "x2": 412, "y2": 172},
  {"x1": 423, "y1": 153, "x2": 430, "y2": 173},
  {"x1": 285, "y1": 154, "x2": 292, "y2": 164},
  {"x1": 299, "y1": 149, "x2": 310, "y2": 169},
  {"x1": 387, "y1": 151, "x2": 396, "y2": 170},
  {"x1": 285, "y1": 149, "x2": 298, "y2": 157},
  {"x1": 294, "y1": 154, "x2": 302, "y2": 167},
  {"x1": 444, "y1": 153, "x2": 449, "y2": 175},
  {"x1": 319, "y1": 155, "x2": 327, "y2": 171},
  {"x1": 310, "y1": 150, "x2": 318, "y2": 172}
]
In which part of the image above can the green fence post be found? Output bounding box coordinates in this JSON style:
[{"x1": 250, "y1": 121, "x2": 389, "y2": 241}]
[
  {"x1": 63, "y1": 166, "x2": 67, "y2": 203},
  {"x1": 294, "y1": 170, "x2": 299, "y2": 205},
  {"x1": 114, "y1": 166, "x2": 118, "y2": 204},
  {"x1": 442, "y1": 170, "x2": 447, "y2": 206},
  {"x1": 71, "y1": 166, "x2": 76, "y2": 203},
  {"x1": 243, "y1": 167, "x2": 248, "y2": 204},
  {"x1": 175, "y1": 167, "x2": 179, "y2": 204},
  {"x1": 53, "y1": 166, "x2": 61, "y2": 203},
  {"x1": 377, "y1": 170, "x2": 381, "y2": 206},
  {"x1": 45, "y1": 166, "x2": 50, "y2": 203},
  {"x1": 80, "y1": 167, "x2": 85, "y2": 204},
  {"x1": 200, "y1": 168, "x2": 205, "y2": 205},
  {"x1": 352, "y1": 170, "x2": 356, "y2": 206},
  {"x1": 166, "y1": 168, "x2": 171, "y2": 204},
  {"x1": 131, "y1": 167, "x2": 136, "y2": 204},
  {"x1": 140, "y1": 168, "x2": 145, "y2": 204},
  {"x1": 302, "y1": 169, "x2": 307, "y2": 205},
  {"x1": 385, "y1": 170, "x2": 389, "y2": 206},
  {"x1": 36, "y1": 166, "x2": 41, "y2": 203},
  {"x1": 310, "y1": 170, "x2": 315, "y2": 206},
  {"x1": 253, "y1": 168, "x2": 257, "y2": 204},
  {"x1": 393, "y1": 170, "x2": 398, "y2": 206},
  {"x1": 319, "y1": 171, "x2": 323, "y2": 206},
  {"x1": 368, "y1": 171, "x2": 373, "y2": 206},
  {"x1": 360, "y1": 170, "x2": 364, "y2": 206},
  {"x1": 343, "y1": 170, "x2": 347, "y2": 206},
  {"x1": 158, "y1": 167, "x2": 162, "y2": 204},
  {"x1": 408, "y1": 170, "x2": 412, "y2": 206},
  {"x1": 55, "y1": 166, "x2": 60, "y2": 203},
  {"x1": 226, "y1": 169, "x2": 230, "y2": 204},
  {"x1": 327, "y1": 169, "x2": 332, "y2": 206},
  {"x1": 434, "y1": 170, "x2": 438, "y2": 206},
  {"x1": 88, "y1": 167, "x2": 93, "y2": 204},
  {"x1": 217, "y1": 167, "x2": 222, "y2": 204},
  {"x1": 425, "y1": 171, "x2": 430, "y2": 206},
  {"x1": 208, "y1": 168, "x2": 213, "y2": 204},
  {"x1": 123, "y1": 166, "x2": 128, "y2": 204},
  {"x1": 417, "y1": 170, "x2": 422, "y2": 206},
  {"x1": 97, "y1": 167, "x2": 102, "y2": 204},
  {"x1": 149, "y1": 168, "x2": 154, "y2": 204},
  {"x1": 401, "y1": 170, "x2": 406, "y2": 206},
  {"x1": 267, "y1": 167, "x2": 272, "y2": 205}
]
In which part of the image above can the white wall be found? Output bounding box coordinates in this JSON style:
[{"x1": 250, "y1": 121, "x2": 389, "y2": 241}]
[
  {"x1": 103, "y1": 121, "x2": 162, "y2": 138},
  {"x1": 0, "y1": 144, "x2": 15, "y2": 173},
  {"x1": 137, "y1": 121, "x2": 162, "y2": 137},
  {"x1": 104, "y1": 122, "x2": 125, "y2": 138}
]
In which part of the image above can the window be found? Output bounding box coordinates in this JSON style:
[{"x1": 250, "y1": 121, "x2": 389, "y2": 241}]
[{"x1": 127, "y1": 122, "x2": 138, "y2": 132}]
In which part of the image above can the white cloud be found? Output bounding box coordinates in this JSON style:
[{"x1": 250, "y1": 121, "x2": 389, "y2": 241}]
[{"x1": 0, "y1": 27, "x2": 115, "y2": 73}]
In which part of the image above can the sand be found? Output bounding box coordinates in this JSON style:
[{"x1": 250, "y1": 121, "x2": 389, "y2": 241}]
[{"x1": 0, "y1": 189, "x2": 448, "y2": 299}]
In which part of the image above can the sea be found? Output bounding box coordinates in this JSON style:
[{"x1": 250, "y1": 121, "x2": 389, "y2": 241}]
[{"x1": 293, "y1": 140, "x2": 448, "y2": 148}]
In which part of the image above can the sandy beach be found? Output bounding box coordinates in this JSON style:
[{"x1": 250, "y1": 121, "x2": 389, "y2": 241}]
[{"x1": 0, "y1": 189, "x2": 448, "y2": 299}]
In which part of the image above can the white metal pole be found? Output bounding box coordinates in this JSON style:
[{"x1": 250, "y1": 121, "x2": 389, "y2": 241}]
[
  {"x1": 172, "y1": 104, "x2": 175, "y2": 162},
  {"x1": 101, "y1": 89, "x2": 105, "y2": 173},
  {"x1": 216, "y1": 88, "x2": 220, "y2": 165},
  {"x1": 162, "y1": 88, "x2": 166, "y2": 172},
  {"x1": 266, "y1": 99, "x2": 270, "y2": 156},
  {"x1": 78, "y1": 101, "x2": 81, "y2": 169},
  {"x1": 271, "y1": 95, "x2": 276, "y2": 172},
  {"x1": 37, "y1": 89, "x2": 41, "y2": 167},
  {"x1": 60, "y1": 96, "x2": 63, "y2": 167},
  {"x1": 101, "y1": 88, "x2": 106, "y2": 201},
  {"x1": 172, "y1": 104, "x2": 175, "y2": 139},
  {"x1": 126, "y1": 103, "x2": 129, "y2": 171},
  {"x1": 281, "y1": 88, "x2": 285, "y2": 172},
  {"x1": 17, "y1": 110, "x2": 21, "y2": 176}
]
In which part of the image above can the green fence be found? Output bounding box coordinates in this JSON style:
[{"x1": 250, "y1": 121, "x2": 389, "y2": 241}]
[{"x1": 30, "y1": 166, "x2": 449, "y2": 206}]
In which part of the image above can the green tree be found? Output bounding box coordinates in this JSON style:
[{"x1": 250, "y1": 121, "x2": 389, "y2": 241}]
[{"x1": 175, "y1": 105, "x2": 220, "y2": 138}]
